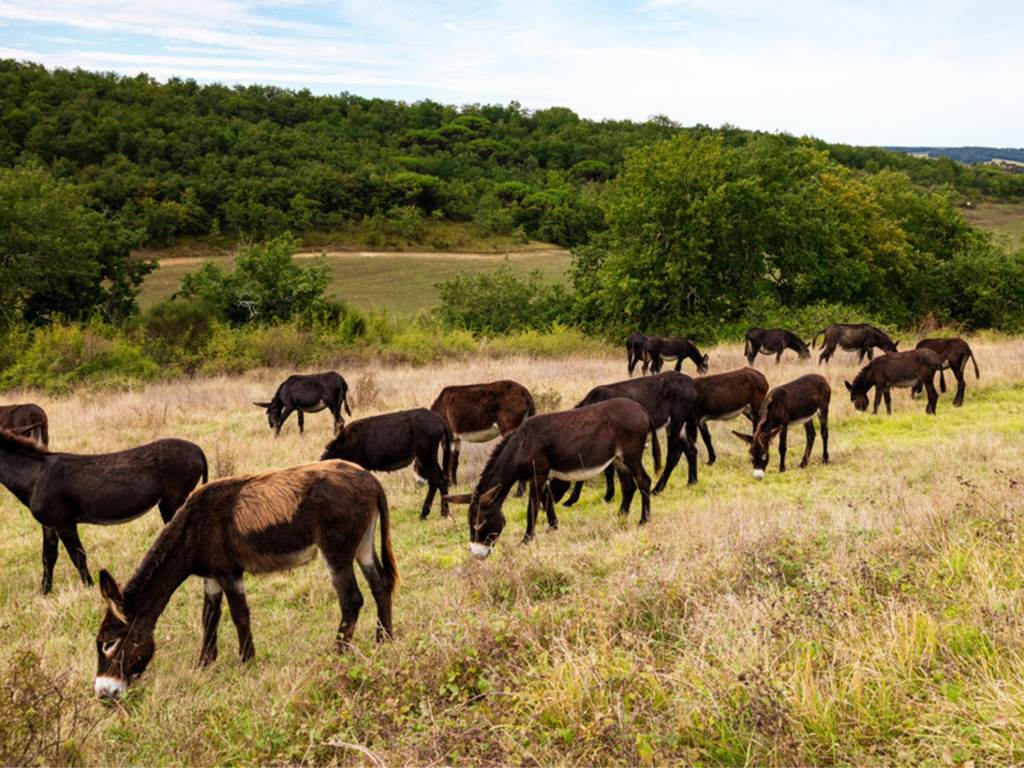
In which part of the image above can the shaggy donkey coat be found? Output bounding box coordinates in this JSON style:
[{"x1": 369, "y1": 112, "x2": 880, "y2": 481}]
[
  {"x1": 0, "y1": 403, "x2": 49, "y2": 446},
  {"x1": 94, "y1": 460, "x2": 396, "y2": 699},
  {"x1": 687, "y1": 368, "x2": 769, "y2": 465},
  {"x1": 846, "y1": 349, "x2": 943, "y2": 415},
  {"x1": 734, "y1": 374, "x2": 831, "y2": 478},
  {"x1": 445, "y1": 398, "x2": 653, "y2": 558},
  {"x1": 0, "y1": 430, "x2": 207, "y2": 594},
  {"x1": 744, "y1": 328, "x2": 811, "y2": 365},
  {"x1": 642, "y1": 336, "x2": 710, "y2": 375},
  {"x1": 430, "y1": 380, "x2": 535, "y2": 486},
  {"x1": 911, "y1": 337, "x2": 980, "y2": 406},
  {"x1": 255, "y1": 371, "x2": 351, "y2": 436},
  {"x1": 321, "y1": 408, "x2": 452, "y2": 519},
  {"x1": 813, "y1": 323, "x2": 898, "y2": 364}
]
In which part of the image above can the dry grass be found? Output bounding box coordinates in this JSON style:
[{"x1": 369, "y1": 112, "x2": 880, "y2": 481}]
[{"x1": 2, "y1": 335, "x2": 1024, "y2": 765}]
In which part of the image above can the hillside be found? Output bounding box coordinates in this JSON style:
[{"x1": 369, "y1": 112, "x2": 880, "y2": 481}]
[{"x1": 891, "y1": 146, "x2": 1024, "y2": 165}]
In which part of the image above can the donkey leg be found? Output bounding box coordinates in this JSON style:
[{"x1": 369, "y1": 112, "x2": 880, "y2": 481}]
[
  {"x1": 356, "y1": 548, "x2": 395, "y2": 643},
  {"x1": 883, "y1": 388, "x2": 892, "y2": 415},
  {"x1": 449, "y1": 441, "x2": 461, "y2": 485},
  {"x1": 521, "y1": 482, "x2": 540, "y2": 544},
  {"x1": 419, "y1": 453, "x2": 446, "y2": 520},
  {"x1": 652, "y1": 429, "x2": 684, "y2": 495},
  {"x1": 57, "y1": 526, "x2": 92, "y2": 586},
  {"x1": 542, "y1": 481, "x2": 559, "y2": 530},
  {"x1": 800, "y1": 422, "x2": 815, "y2": 468},
  {"x1": 222, "y1": 578, "x2": 255, "y2": 662},
  {"x1": 778, "y1": 425, "x2": 788, "y2": 473},
  {"x1": 616, "y1": 466, "x2": 637, "y2": 517},
  {"x1": 562, "y1": 481, "x2": 583, "y2": 508},
  {"x1": 297, "y1": 410, "x2": 305, "y2": 435},
  {"x1": 924, "y1": 379, "x2": 938, "y2": 415},
  {"x1": 674, "y1": 358, "x2": 683, "y2": 372},
  {"x1": 776, "y1": 351, "x2": 783, "y2": 364},
  {"x1": 634, "y1": 463, "x2": 652, "y2": 525},
  {"x1": 329, "y1": 562, "x2": 363, "y2": 651},
  {"x1": 41, "y1": 526, "x2": 59, "y2": 594},
  {"x1": 603, "y1": 465, "x2": 616, "y2": 501},
  {"x1": 819, "y1": 410, "x2": 830, "y2": 464},
  {"x1": 872, "y1": 388, "x2": 883, "y2": 415},
  {"x1": 939, "y1": 367, "x2": 947, "y2": 393},
  {"x1": 953, "y1": 364, "x2": 966, "y2": 407},
  {"x1": 699, "y1": 421, "x2": 716, "y2": 465},
  {"x1": 199, "y1": 579, "x2": 223, "y2": 666}
]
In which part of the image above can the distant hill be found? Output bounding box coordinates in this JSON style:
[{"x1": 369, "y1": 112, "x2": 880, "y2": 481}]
[{"x1": 890, "y1": 146, "x2": 1024, "y2": 165}]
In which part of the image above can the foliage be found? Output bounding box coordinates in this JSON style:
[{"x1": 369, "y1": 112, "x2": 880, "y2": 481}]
[
  {"x1": 435, "y1": 265, "x2": 573, "y2": 334},
  {"x1": 0, "y1": 164, "x2": 150, "y2": 326}
]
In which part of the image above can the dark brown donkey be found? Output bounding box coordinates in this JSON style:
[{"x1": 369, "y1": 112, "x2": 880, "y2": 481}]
[
  {"x1": 626, "y1": 331, "x2": 648, "y2": 375},
  {"x1": 444, "y1": 398, "x2": 653, "y2": 558},
  {"x1": 910, "y1": 338, "x2": 980, "y2": 407},
  {"x1": 643, "y1": 336, "x2": 710, "y2": 374},
  {"x1": 813, "y1": 323, "x2": 898, "y2": 364},
  {"x1": 93, "y1": 460, "x2": 397, "y2": 699},
  {"x1": 561, "y1": 372, "x2": 698, "y2": 506},
  {"x1": 254, "y1": 371, "x2": 351, "y2": 436},
  {"x1": 733, "y1": 374, "x2": 830, "y2": 479},
  {"x1": 0, "y1": 430, "x2": 207, "y2": 594},
  {"x1": 744, "y1": 328, "x2": 811, "y2": 365},
  {"x1": 430, "y1": 380, "x2": 535, "y2": 485},
  {"x1": 0, "y1": 403, "x2": 49, "y2": 446},
  {"x1": 845, "y1": 349, "x2": 943, "y2": 415},
  {"x1": 321, "y1": 408, "x2": 452, "y2": 519},
  {"x1": 687, "y1": 368, "x2": 769, "y2": 465}
]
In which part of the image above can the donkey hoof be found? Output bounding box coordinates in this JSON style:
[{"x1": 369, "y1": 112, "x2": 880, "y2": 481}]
[{"x1": 520, "y1": 534, "x2": 534, "y2": 545}]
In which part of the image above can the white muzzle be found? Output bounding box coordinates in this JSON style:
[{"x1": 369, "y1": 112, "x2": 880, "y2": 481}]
[
  {"x1": 753, "y1": 469, "x2": 765, "y2": 480},
  {"x1": 95, "y1": 675, "x2": 127, "y2": 699},
  {"x1": 469, "y1": 541, "x2": 492, "y2": 559}
]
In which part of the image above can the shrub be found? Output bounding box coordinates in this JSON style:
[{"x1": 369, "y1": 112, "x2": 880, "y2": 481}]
[
  {"x1": 141, "y1": 299, "x2": 216, "y2": 363},
  {"x1": 435, "y1": 265, "x2": 574, "y2": 334}
]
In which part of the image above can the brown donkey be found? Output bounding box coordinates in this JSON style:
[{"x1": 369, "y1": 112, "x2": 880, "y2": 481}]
[
  {"x1": 733, "y1": 374, "x2": 831, "y2": 479},
  {"x1": 845, "y1": 349, "x2": 943, "y2": 415},
  {"x1": 430, "y1": 380, "x2": 535, "y2": 485},
  {"x1": 94, "y1": 460, "x2": 397, "y2": 699},
  {"x1": 911, "y1": 338, "x2": 980, "y2": 407},
  {"x1": 643, "y1": 336, "x2": 710, "y2": 374},
  {"x1": 445, "y1": 398, "x2": 653, "y2": 557},
  {"x1": 626, "y1": 331, "x2": 648, "y2": 375},
  {"x1": 0, "y1": 403, "x2": 49, "y2": 446},
  {"x1": 814, "y1": 323, "x2": 898, "y2": 364},
  {"x1": 744, "y1": 328, "x2": 811, "y2": 365},
  {"x1": 0, "y1": 430, "x2": 207, "y2": 594},
  {"x1": 687, "y1": 368, "x2": 769, "y2": 465}
]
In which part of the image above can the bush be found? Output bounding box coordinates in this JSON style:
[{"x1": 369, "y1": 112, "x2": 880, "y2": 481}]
[
  {"x1": 141, "y1": 299, "x2": 216, "y2": 363},
  {"x1": 435, "y1": 265, "x2": 574, "y2": 334}
]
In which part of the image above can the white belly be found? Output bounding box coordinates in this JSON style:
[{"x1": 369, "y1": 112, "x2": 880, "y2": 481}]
[
  {"x1": 301, "y1": 401, "x2": 328, "y2": 413},
  {"x1": 550, "y1": 457, "x2": 616, "y2": 482},
  {"x1": 457, "y1": 425, "x2": 501, "y2": 443},
  {"x1": 790, "y1": 414, "x2": 813, "y2": 425}
]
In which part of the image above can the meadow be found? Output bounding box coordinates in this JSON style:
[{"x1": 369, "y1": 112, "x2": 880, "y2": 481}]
[
  {"x1": 2, "y1": 336, "x2": 1024, "y2": 766},
  {"x1": 964, "y1": 201, "x2": 1024, "y2": 251}
]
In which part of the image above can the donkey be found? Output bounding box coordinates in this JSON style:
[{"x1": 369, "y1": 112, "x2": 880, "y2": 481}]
[
  {"x1": 910, "y1": 338, "x2": 980, "y2": 407},
  {"x1": 733, "y1": 374, "x2": 830, "y2": 479},
  {"x1": 254, "y1": 371, "x2": 351, "y2": 436},
  {"x1": 845, "y1": 349, "x2": 943, "y2": 415},
  {"x1": 813, "y1": 323, "x2": 898, "y2": 364},
  {"x1": 561, "y1": 372, "x2": 699, "y2": 507},
  {"x1": 93, "y1": 460, "x2": 396, "y2": 699},
  {"x1": 626, "y1": 332, "x2": 648, "y2": 375},
  {"x1": 643, "y1": 336, "x2": 710, "y2": 375},
  {"x1": 444, "y1": 398, "x2": 653, "y2": 557},
  {"x1": 430, "y1": 380, "x2": 535, "y2": 486},
  {"x1": 321, "y1": 408, "x2": 452, "y2": 519},
  {"x1": 744, "y1": 328, "x2": 811, "y2": 365},
  {"x1": 0, "y1": 430, "x2": 207, "y2": 594},
  {"x1": 0, "y1": 403, "x2": 49, "y2": 446},
  {"x1": 687, "y1": 368, "x2": 769, "y2": 465}
]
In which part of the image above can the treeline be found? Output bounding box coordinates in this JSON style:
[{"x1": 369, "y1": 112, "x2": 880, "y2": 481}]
[{"x1": 2, "y1": 59, "x2": 1023, "y2": 255}]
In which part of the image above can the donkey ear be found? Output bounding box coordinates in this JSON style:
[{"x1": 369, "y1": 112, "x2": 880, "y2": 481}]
[
  {"x1": 478, "y1": 484, "x2": 503, "y2": 507},
  {"x1": 844, "y1": 381, "x2": 853, "y2": 392},
  {"x1": 253, "y1": 401, "x2": 272, "y2": 408},
  {"x1": 893, "y1": 341, "x2": 900, "y2": 350},
  {"x1": 731, "y1": 430, "x2": 754, "y2": 444},
  {"x1": 442, "y1": 493, "x2": 473, "y2": 505},
  {"x1": 99, "y1": 569, "x2": 127, "y2": 623},
  {"x1": 767, "y1": 426, "x2": 782, "y2": 439}
]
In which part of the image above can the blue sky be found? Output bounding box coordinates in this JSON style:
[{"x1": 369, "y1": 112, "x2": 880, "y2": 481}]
[{"x1": 0, "y1": 0, "x2": 1021, "y2": 146}]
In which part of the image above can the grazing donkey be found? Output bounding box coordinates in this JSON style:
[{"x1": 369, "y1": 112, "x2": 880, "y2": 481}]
[
  {"x1": 0, "y1": 403, "x2": 49, "y2": 446},
  {"x1": 813, "y1": 323, "x2": 898, "y2": 364},
  {"x1": 744, "y1": 328, "x2": 811, "y2": 365},
  {"x1": 322, "y1": 408, "x2": 452, "y2": 519},
  {"x1": 626, "y1": 331, "x2": 648, "y2": 375},
  {"x1": 0, "y1": 430, "x2": 207, "y2": 594},
  {"x1": 687, "y1": 368, "x2": 769, "y2": 465},
  {"x1": 733, "y1": 374, "x2": 831, "y2": 479},
  {"x1": 911, "y1": 338, "x2": 980, "y2": 407},
  {"x1": 93, "y1": 460, "x2": 397, "y2": 700},
  {"x1": 643, "y1": 336, "x2": 710, "y2": 375},
  {"x1": 444, "y1": 398, "x2": 653, "y2": 557},
  {"x1": 255, "y1": 371, "x2": 351, "y2": 436},
  {"x1": 430, "y1": 380, "x2": 535, "y2": 486},
  {"x1": 561, "y1": 372, "x2": 699, "y2": 507},
  {"x1": 846, "y1": 349, "x2": 943, "y2": 415}
]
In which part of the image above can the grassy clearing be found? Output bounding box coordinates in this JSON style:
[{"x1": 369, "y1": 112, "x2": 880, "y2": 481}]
[
  {"x1": 139, "y1": 248, "x2": 572, "y2": 316},
  {"x1": 963, "y1": 201, "x2": 1024, "y2": 250},
  {"x1": 2, "y1": 338, "x2": 1024, "y2": 765}
]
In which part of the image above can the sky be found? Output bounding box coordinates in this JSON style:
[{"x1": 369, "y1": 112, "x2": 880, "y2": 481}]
[{"x1": 0, "y1": 0, "x2": 1021, "y2": 147}]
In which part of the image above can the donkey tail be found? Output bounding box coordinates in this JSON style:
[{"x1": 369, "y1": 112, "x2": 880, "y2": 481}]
[
  {"x1": 968, "y1": 346, "x2": 980, "y2": 379},
  {"x1": 811, "y1": 329, "x2": 825, "y2": 348},
  {"x1": 201, "y1": 453, "x2": 209, "y2": 484},
  {"x1": 343, "y1": 389, "x2": 352, "y2": 417},
  {"x1": 744, "y1": 334, "x2": 754, "y2": 359},
  {"x1": 377, "y1": 489, "x2": 399, "y2": 591},
  {"x1": 650, "y1": 425, "x2": 663, "y2": 473},
  {"x1": 525, "y1": 390, "x2": 537, "y2": 420}
]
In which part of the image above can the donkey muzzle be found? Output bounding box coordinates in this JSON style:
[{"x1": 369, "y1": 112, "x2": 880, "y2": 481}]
[
  {"x1": 95, "y1": 675, "x2": 127, "y2": 699},
  {"x1": 469, "y1": 542, "x2": 492, "y2": 559}
]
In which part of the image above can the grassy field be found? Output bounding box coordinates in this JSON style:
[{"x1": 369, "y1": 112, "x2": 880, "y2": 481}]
[
  {"x1": 138, "y1": 247, "x2": 572, "y2": 316},
  {"x1": 2, "y1": 337, "x2": 1024, "y2": 765},
  {"x1": 964, "y1": 201, "x2": 1024, "y2": 250}
]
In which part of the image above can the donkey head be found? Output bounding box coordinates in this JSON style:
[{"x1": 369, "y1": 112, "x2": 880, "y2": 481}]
[
  {"x1": 253, "y1": 399, "x2": 283, "y2": 432},
  {"x1": 732, "y1": 429, "x2": 780, "y2": 479},
  {"x1": 844, "y1": 381, "x2": 870, "y2": 412},
  {"x1": 94, "y1": 570, "x2": 155, "y2": 699},
  {"x1": 698, "y1": 354, "x2": 710, "y2": 374},
  {"x1": 444, "y1": 484, "x2": 505, "y2": 559}
]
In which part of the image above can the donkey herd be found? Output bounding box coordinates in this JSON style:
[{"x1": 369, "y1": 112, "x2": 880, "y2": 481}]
[{"x1": 0, "y1": 323, "x2": 981, "y2": 700}]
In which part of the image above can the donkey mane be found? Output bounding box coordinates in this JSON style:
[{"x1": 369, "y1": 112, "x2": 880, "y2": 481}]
[
  {"x1": 477, "y1": 432, "x2": 514, "y2": 489},
  {"x1": 850, "y1": 363, "x2": 875, "y2": 391},
  {"x1": 123, "y1": 512, "x2": 188, "y2": 607},
  {"x1": 0, "y1": 428, "x2": 50, "y2": 459}
]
